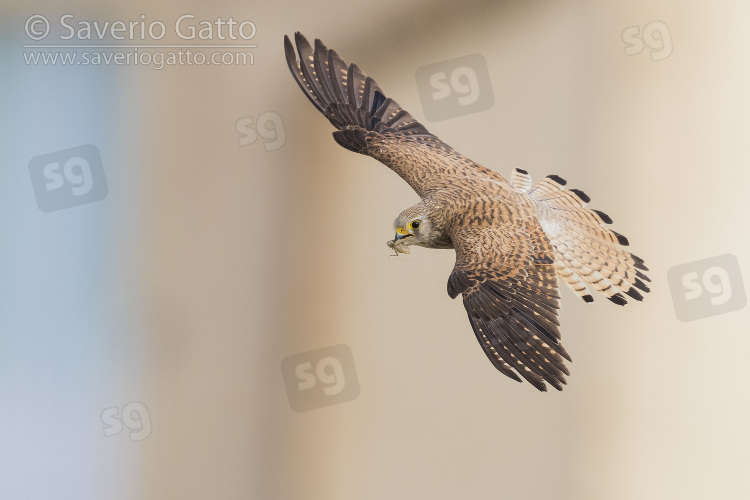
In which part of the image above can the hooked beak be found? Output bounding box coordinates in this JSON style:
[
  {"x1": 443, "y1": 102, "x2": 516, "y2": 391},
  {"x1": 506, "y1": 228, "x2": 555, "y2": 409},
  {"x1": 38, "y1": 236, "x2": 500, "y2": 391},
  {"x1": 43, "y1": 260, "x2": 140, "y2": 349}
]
[
  {"x1": 394, "y1": 227, "x2": 410, "y2": 241},
  {"x1": 387, "y1": 227, "x2": 413, "y2": 254}
]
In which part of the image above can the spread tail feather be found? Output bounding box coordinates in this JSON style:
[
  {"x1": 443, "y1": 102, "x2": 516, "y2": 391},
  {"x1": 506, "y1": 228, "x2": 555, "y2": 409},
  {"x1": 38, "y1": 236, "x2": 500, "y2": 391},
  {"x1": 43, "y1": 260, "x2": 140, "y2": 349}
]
[{"x1": 514, "y1": 168, "x2": 650, "y2": 304}]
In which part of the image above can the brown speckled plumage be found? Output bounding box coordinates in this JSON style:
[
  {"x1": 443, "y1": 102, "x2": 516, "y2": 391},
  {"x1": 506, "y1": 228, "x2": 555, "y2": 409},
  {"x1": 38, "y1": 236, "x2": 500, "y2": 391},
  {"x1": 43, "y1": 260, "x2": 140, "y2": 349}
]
[{"x1": 284, "y1": 33, "x2": 650, "y2": 391}]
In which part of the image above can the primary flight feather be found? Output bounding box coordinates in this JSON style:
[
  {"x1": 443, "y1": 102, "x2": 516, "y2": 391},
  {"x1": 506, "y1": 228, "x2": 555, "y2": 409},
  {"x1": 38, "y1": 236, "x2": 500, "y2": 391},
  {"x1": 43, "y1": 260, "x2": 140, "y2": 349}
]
[{"x1": 284, "y1": 32, "x2": 650, "y2": 391}]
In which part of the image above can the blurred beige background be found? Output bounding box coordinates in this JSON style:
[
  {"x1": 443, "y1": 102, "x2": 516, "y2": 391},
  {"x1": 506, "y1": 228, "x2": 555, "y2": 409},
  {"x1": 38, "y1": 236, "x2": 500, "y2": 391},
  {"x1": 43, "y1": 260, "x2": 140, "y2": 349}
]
[{"x1": 2, "y1": 0, "x2": 750, "y2": 499}]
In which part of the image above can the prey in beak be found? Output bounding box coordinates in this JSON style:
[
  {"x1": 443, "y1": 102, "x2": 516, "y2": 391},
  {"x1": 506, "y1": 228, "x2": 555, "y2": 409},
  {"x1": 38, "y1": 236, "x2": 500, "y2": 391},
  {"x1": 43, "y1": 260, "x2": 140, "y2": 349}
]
[{"x1": 387, "y1": 227, "x2": 413, "y2": 255}]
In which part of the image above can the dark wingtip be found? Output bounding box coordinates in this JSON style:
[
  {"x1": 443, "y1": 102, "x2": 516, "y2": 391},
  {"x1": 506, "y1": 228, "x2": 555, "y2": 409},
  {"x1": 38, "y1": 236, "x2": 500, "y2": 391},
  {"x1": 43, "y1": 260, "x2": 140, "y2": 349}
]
[
  {"x1": 283, "y1": 35, "x2": 299, "y2": 63},
  {"x1": 558, "y1": 345, "x2": 573, "y2": 362},
  {"x1": 294, "y1": 31, "x2": 308, "y2": 47},
  {"x1": 607, "y1": 293, "x2": 627, "y2": 306},
  {"x1": 636, "y1": 270, "x2": 651, "y2": 283},
  {"x1": 592, "y1": 209, "x2": 613, "y2": 224},
  {"x1": 582, "y1": 294, "x2": 594, "y2": 303},
  {"x1": 313, "y1": 37, "x2": 329, "y2": 53},
  {"x1": 515, "y1": 168, "x2": 528, "y2": 175},
  {"x1": 293, "y1": 32, "x2": 315, "y2": 62},
  {"x1": 546, "y1": 174, "x2": 567, "y2": 186},
  {"x1": 570, "y1": 189, "x2": 590, "y2": 203},
  {"x1": 613, "y1": 231, "x2": 630, "y2": 246}
]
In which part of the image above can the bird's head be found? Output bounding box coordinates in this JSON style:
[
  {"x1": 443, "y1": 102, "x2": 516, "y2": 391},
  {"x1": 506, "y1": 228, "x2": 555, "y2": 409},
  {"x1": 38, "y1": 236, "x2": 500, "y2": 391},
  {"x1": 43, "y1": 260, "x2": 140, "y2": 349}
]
[{"x1": 387, "y1": 204, "x2": 443, "y2": 255}]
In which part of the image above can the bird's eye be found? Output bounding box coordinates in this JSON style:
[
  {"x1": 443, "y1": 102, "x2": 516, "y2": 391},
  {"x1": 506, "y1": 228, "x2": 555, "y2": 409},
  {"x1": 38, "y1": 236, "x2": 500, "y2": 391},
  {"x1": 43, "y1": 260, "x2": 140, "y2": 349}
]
[{"x1": 409, "y1": 220, "x2": 420, "y2": 230}]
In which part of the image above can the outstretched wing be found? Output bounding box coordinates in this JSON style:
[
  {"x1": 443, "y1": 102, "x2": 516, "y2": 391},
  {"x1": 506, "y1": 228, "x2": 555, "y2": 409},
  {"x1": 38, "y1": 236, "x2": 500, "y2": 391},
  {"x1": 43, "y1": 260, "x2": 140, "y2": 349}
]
[
  {"x1": 284, "y1": 32, "x2": 438, "y2": 150},
  {"x1": 284, "y1": 32, "x2": 504, "y2": 196},
  {"x1": 447, "y1": 222, "x2": 572, "y2": 392}
]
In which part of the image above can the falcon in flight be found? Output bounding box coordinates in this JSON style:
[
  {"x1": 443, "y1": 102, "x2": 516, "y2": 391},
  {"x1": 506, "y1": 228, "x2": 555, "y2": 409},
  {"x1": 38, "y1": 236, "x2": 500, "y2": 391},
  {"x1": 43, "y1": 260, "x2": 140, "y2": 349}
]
[{"x1": 283, "y1": 32, "x2": 650, "y2": 391}]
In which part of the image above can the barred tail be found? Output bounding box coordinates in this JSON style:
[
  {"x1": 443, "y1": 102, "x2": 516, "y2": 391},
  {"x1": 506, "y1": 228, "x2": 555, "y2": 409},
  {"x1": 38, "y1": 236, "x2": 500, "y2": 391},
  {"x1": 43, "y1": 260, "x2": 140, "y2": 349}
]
[{"x1": 511, "y1": 168, "x2": 651, "y2": 305}]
